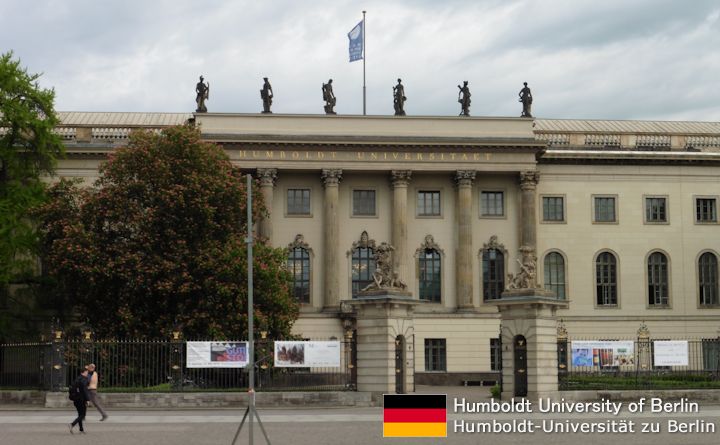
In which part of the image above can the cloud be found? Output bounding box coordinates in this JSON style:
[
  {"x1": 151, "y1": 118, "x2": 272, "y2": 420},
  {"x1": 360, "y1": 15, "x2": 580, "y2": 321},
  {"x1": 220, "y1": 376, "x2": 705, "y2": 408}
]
[{"x1": 2, "y1": 0, "x2": 719, "y2": 121}]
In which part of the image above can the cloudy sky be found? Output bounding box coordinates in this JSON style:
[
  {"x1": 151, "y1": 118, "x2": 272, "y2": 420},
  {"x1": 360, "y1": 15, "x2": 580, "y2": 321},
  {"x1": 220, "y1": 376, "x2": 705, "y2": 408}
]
[{"x1": 2, "y1": 0, "x2": 719, "y2": 121}]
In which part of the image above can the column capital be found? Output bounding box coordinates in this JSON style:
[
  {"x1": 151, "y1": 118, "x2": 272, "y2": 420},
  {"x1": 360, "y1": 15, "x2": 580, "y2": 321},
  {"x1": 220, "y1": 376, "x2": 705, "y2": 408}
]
[
  {"x1": 455, "y1": 170, "x2": 476, "y2": 187},
  {"x1": 519, "y1": 170, "x2": 540, "y2": 190},
  {"x1": 390, "y1": 170, "x2": 412, "y2": 187},
  {"x1": 256, "y1": 168, "x2": 278, "y2": 187},
  {"x1": 321, "y1": 169, "x2": 343, "y2": 187}
]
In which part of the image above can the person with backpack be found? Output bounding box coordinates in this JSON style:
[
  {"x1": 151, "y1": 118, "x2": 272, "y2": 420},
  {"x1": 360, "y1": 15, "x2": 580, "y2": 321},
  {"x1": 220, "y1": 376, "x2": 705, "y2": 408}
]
[{"x1": 68, "y1": 368, "x2": 91, "y2": 434}]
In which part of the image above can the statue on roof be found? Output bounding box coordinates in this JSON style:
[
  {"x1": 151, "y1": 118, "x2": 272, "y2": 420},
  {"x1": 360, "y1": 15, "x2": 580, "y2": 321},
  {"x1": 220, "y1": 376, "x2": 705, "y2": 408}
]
[
  {"x1": 322, "y1": 79, "x2": 336, "y2": 115},
  {"x1": 260, "y1": 77, "x2": 273, "y2": 113},
  {"x1": 458, "y1": 81, "x2": 471, "y2": 116},
  {"x1": 519, "y1": 82, "x2": 533, "y2": 118},
  {"x1": 195, "y1": 76, "x2": 209, "y2": 113},
  {"x1": 393, "y1": 78, "x2": 406, "y2": 116}
]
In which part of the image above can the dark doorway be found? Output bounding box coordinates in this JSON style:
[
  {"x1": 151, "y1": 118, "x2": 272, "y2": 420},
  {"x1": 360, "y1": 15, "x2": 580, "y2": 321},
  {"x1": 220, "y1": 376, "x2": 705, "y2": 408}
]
[
  {"x1": 513, "y1": 335, "x2": 528, "y2": 397},
  {"x1": 395, "y1": 335, "x2": 405, "y2": 394}
]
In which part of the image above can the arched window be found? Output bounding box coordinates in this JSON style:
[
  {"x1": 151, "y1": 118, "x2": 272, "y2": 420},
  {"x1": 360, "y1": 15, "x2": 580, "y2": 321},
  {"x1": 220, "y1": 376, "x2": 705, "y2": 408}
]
[
  {"x1": 352, "y1": 247, "x2": 375, "y2": 297},
  {"x1": 595, "y1": 252, "x2": 617, "y2": 306},
  {"x1": 286, "y1": 234, "x2": 312, "y2": 304},
  {"x1": 419, "y1": 249, "x2": 442, "y2": 302},
  {"x1": 483, "y1": 249, "x2": 505, "y2": 300},
  {"x1": 544, "y1": 252, "x2": 566, "y2": 299},
  {"x1": 647, "y1": 252, "x2": 669, "y2": 306},
  {"x1": 287, "y1": 247, "x2": 310, "y2": 303},
  {"x1": 699, "y1": 252, "x2": 719, "y2": 306}
]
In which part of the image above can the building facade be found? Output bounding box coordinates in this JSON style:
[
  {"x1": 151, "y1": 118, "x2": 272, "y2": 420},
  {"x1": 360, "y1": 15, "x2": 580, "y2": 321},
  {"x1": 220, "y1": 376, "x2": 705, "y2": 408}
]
[{"x1": 54, "y1": 112, "x2": 720, "y2": 383}]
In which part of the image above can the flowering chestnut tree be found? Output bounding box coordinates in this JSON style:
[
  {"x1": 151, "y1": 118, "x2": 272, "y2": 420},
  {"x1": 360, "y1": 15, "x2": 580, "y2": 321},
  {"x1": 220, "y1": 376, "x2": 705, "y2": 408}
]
[{"x1": 36, "y1": 125, "x2": 298, "y2": 339}]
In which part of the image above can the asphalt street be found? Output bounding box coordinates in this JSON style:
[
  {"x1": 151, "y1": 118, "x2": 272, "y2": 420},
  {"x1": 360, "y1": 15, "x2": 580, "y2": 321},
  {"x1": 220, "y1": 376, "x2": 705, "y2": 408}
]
[{"x1": 0, "y1": 405, "x2": 718, "y2": 445}]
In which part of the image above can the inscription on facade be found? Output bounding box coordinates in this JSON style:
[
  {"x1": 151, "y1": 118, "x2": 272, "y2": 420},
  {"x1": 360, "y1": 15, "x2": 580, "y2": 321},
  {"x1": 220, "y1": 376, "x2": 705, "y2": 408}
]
[{"x1": 235, "y1": 150, "x2": 493, "y2": 162}]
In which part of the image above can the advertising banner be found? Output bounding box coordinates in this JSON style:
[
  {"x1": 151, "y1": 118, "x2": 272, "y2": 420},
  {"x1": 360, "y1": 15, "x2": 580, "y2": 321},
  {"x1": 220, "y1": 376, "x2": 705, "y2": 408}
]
[
  {"x1": 570, "y1": 341, "x2": 635, "y2": 367},
  {"x1": 653, "y1": 340, "x2": 689, "y2": 366},
  {"x1": 186, "y1": 341, "x2": 249, "y2": 368},
  {"x1": 274, "y1": 341, "x2": 341, "y2": 368}
]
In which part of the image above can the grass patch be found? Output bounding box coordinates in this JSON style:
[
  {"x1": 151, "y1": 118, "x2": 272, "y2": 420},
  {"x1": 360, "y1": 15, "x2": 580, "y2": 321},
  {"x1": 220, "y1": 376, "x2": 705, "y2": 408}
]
[{"x1": 561, "y1": 373, "x2": 720, "y2": 390}]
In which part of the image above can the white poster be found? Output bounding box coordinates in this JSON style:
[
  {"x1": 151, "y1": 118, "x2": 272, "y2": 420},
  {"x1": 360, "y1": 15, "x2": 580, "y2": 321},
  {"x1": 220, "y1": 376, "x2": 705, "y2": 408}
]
[
  {"x1": 570, "y1": 341, "x2": 635, "y2": 367},
  {"x1": 654, "y1": 341, "x2": 689, "y2": 366},
  {"x1": 274, "y1": 341, "x2": 341, "y2": 368},
  {"x1": 186, "y1": 341, "x2": 249, "y2": 368}
]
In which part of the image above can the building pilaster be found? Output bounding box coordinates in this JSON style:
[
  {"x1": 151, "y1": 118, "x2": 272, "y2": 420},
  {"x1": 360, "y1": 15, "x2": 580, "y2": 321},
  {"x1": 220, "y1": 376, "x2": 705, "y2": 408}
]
[
  {"x1": 321, "y1": 169, "x2": 343, "y2": 309},
  {"x1": 390, "y1": 170, "x2": 412, "y2": 286},
  {"x1": 256, "y1": 168, "x2": 277, "y2": 243},
  {"x1": 519, "y1": 170, "x2": 540, "y2": 288},
  {"x1": 455, "y1": 170, "x2": 476, "y2": 309}
]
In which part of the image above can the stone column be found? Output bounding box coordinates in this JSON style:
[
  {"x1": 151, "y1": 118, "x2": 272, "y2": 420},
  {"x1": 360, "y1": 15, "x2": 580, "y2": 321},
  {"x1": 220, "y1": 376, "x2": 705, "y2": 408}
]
[
  {"x1": 455, "y1": 170, "x2": 476, "y2": 310},
  {"x1": 519, "y1": 171, "x2": 540, "y2": 288},
  {"x1": 256, "y1": 168, "x2": 277, "y2": 243},
  {"x1": 390, "y1": 170, "x2": 411, "y2": 285},
  {"x1": 321, "y1": 169, "x2": 342, "y2": 309}
]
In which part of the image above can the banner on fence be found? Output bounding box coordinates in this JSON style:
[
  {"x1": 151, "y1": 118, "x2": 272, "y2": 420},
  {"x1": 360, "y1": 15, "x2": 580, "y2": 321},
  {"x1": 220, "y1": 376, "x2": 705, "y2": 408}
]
[
  {"x1": 653, "y1": 340, "x2": 689, "y2": 366},
  {"x1": 571, "y1": 341, "x2": 635, "y2": 367},
  {"x1": 186, "y1": 341, "x2": 249, "y2": 368},
  {"x1": 274, "y1": 341, "x2": 341, "y2": 367}
]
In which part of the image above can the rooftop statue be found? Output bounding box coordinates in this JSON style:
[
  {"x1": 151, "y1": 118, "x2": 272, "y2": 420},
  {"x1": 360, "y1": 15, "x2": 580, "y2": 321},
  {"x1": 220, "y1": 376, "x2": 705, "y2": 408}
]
[
  {"x1": 519, "y1": 82, "x2": 533, "y2": 118},
  {"x1": 393, "y1": 78, "x2": 406, "y2": 116},
  {"x1": 361, "y1": 242, "x2": 407, "y2": 292},
  {"x1": 195, "y1": 76, "x2": 209, "y2": 113},
  {"x1": 322, "y1": 79, "x2": 336, "y2": 115},
  {"x1": 260, "y1": 77, "x2": 273, "y2": 113},
  {"x1": 458, "y1": 81, "x2": 471, "y2": 117}
]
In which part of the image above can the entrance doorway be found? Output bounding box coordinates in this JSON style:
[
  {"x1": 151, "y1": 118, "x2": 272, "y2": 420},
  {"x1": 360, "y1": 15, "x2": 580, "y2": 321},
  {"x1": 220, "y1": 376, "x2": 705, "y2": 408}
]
[{"x1": 395, "y1": 335, "x2": 405, "y2": 393}]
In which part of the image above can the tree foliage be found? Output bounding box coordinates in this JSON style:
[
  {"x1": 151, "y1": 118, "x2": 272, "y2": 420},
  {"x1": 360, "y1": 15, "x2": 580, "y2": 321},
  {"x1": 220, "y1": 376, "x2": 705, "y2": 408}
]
[
  {"x1": 0, "y1": 51, "x2": 63, "y2": 290},
  {"x1": 36, "y1": 125, "x2": 298, "y2": 339}
]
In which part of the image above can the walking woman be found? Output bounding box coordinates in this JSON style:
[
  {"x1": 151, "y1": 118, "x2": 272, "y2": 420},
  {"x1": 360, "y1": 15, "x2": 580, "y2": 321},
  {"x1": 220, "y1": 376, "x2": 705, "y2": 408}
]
[{"x1": 69, "y1": 368, "x2": 91, "y2": 434}]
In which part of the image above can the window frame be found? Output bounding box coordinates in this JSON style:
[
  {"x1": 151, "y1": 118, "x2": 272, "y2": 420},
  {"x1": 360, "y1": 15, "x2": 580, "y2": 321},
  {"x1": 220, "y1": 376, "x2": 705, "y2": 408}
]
[
  {"x1": 416, "y1": 189, "x2": 442, "y2": 218},
  {"x1": 543, "y1": 250, "x2": 567, "y2": 299},
  {"x1": 643, "y1": 195, "x2": 669, "y2": 225},
  {"x1": 540, "y1": 194, "x2": 566, "y2": 224},
  {"x1": 424, "y1": 338, "x2": 447, "y2": 372},
  {"x1": 417, "y1": 248, "x2": 442, "y2": 303},
  {"x1": 698, "y1": 250, "x2": 720, "y2": 307},
  {"x1": 694, "y1": 195, "x2": 718, "y2": 224},
  {"x1": 646, "y1": 250, "x2": 671, "y2": 308},
  {"x1": 285, "y1": 187, "x2": 313, "y2": 217},
  {"x1": 350, "y1": 246, "x2": 376, "y2": 298},
  {"x1": 592, "y1": 194, "x2": 619, "y2": 224},
  {"x1": 479, "y1": 190, "x2": 506, "y2": 219},
  {"x1": 287, "y1": 246, "x2": 311, "y2": 304},
  {"x1": 351, "y1": 188, "x2": 378, "y2": 218},
  {"x1": 594, "y1": 250, "x2": 620, "y2": 308}
]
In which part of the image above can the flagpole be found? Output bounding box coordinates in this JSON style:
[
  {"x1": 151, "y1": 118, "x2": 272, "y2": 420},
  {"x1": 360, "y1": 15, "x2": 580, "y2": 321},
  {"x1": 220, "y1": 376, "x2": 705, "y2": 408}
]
[{"x1": 362, "y1": 10, "x2": 366, "y2": 116}]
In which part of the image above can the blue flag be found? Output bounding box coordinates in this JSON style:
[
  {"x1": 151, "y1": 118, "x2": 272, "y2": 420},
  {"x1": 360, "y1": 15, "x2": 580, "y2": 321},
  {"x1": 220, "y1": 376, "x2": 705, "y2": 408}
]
[{"x1": 348, "y1": 20, "x2": 364, "y2": 62}]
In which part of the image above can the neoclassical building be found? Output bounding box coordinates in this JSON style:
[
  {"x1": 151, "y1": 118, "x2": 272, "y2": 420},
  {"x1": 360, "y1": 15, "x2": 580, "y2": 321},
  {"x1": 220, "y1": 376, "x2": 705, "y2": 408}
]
[{"x1": 54, "y1": 112, "x2": 720, "y2": 383}]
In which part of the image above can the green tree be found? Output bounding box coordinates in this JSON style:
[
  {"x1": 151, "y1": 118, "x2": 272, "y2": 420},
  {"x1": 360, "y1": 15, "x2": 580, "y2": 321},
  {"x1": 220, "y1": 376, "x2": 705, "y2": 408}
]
[
  {"x1": 0, "y1": 51, "x2": 64, "y2": 337},
  {"x1": 36, "y1": 125, "x2": 298, "y2": 339}
]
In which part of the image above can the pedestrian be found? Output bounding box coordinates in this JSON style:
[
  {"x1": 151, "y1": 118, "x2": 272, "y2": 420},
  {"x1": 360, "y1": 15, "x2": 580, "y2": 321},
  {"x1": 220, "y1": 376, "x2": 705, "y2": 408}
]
[
  {"x1": 69, "y1": 368, "x2": 91, "y2": 434},
  {"x1": 85, "y1": 363, "x2": 109, "y2": 421}
]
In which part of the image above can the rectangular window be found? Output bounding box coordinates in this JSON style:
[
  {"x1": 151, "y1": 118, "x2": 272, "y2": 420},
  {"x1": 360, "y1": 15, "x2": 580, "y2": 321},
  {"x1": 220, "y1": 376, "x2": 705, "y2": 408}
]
[
  {"x1": 352, "y1": 189, "x2": 376, "y2": 216},
  {"x1": 542, "y1": 196, "x2": 564, "y2": 222},
  {"x1": 417, "y1": 191, "x2": 441, "y2": 216},
  {"x1": 490, "y1": 338, "x2": 502, "y2": 371},
  {"x1": 594, "y1": 196, "x2": 617, "y2": 223},
  {"x1": 645, "y1": 197, "x2": 667, "y2": 223},
  {"x1": 424, "y1": 339, "x2": 447, "y2": 372},
  {"x1": 287, "y1": 189, "x2": 311, "y2": 215},
  {"x1": 480, "y1": 191, "x2": 504, "y2": 217},
  {"x1": 696, "y1": 198, "x2": 717, "y2": 223}
]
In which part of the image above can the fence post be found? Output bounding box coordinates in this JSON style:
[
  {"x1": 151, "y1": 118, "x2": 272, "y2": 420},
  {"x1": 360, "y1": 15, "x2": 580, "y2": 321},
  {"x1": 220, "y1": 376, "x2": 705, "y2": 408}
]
[
  {"x1": 50, "y1": 328, "x2": 66, "y2": 391},
  {"x1": 171, "y1": 330, "x2": 182, "y2": 392}
]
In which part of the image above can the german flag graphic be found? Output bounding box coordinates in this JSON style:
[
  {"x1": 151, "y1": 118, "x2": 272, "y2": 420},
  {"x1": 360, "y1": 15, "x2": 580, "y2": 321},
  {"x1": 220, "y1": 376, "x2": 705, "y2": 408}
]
[{"x1": 383, "y1": 394, "x2": 447, "y2": 438}]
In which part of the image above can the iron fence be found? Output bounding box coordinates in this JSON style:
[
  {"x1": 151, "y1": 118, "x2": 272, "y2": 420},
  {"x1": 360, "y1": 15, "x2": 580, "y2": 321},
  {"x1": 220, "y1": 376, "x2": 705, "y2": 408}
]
[
  {"x1": 0, "y1": 337, "x2": 356, "y2": 392},
  {"x1": 558, "y1": 338, "x2": 720, "y2": 391}
]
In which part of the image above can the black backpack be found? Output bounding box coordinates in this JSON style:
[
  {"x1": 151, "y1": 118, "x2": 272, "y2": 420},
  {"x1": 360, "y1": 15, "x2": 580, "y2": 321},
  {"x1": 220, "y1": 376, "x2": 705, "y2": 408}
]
[{"x1": 68, "y1": 378, "x2": 83, "y2": 401}]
